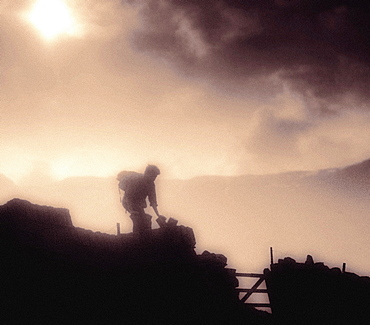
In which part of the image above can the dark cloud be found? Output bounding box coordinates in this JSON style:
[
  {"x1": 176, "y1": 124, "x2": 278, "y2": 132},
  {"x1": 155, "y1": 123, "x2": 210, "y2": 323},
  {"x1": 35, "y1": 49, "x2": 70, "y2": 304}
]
[{"x1": 130, "y1": 0, "x2": 370, "y2": 104}]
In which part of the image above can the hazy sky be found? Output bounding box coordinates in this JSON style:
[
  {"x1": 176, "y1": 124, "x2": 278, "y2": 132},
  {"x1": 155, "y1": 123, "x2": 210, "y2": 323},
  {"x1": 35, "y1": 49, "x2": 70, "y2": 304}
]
[
  {"x1": 1, "y1": 0, "x2": 370, "y2": 182},
  {"x1": 1, "y1": 1, "x2": 370, "y2": 281}
]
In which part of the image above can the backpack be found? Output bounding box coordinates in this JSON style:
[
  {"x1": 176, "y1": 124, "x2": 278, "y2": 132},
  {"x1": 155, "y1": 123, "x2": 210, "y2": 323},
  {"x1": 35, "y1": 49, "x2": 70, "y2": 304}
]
[{"x1": 116, "y1": 171, "x2": 140, "y2": 192}]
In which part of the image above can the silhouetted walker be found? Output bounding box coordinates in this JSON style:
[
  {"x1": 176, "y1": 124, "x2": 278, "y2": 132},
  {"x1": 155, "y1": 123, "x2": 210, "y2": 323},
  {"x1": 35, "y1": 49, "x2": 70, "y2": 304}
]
[{"x1": 117, "y1": 165, "x2": 166, "y2": 234}]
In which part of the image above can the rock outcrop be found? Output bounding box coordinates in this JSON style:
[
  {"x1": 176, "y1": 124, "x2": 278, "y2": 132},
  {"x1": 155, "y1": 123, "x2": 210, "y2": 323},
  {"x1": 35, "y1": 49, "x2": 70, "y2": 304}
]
[
  {"x1": 0, "y1": 199, "x2": 268, "y2": 324},
  {"x1": 265, "y1": 256, "x2": 370, "y2": 324}
]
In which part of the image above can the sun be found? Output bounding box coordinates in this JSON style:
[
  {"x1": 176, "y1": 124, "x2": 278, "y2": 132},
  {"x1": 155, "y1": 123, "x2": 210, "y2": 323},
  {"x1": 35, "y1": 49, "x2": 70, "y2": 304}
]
[{"x1": 27, "y1": 0, "x2": 80, "y2": 40}]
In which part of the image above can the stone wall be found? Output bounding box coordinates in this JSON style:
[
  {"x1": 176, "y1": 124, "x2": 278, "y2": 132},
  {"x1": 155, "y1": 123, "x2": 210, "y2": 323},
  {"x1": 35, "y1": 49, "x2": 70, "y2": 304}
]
[
  {"x1": 265, "y1": 256, "x2": 370, "y2": 324},
  {"x1": 0, "y1": 199, "x2": 268, "y2": 324}
]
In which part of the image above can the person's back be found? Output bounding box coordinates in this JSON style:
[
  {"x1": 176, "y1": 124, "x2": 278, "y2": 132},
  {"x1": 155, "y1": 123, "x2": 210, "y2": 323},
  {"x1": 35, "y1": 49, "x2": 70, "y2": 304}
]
[{"x1": 122, "y1": 172, "x2": 156, "y2": 214}]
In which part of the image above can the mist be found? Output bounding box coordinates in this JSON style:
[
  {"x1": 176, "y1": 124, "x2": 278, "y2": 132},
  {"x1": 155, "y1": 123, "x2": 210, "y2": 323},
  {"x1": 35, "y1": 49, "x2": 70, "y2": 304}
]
[{"x1": 1, "y1": 159, "x2": 369, "y2": 276}]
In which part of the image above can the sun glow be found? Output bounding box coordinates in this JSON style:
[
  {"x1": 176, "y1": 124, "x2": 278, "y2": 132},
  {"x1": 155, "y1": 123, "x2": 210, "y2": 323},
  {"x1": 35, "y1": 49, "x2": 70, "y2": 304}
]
[{"x1": 27, "y1": 0, "x2": 80, "y2": 39}]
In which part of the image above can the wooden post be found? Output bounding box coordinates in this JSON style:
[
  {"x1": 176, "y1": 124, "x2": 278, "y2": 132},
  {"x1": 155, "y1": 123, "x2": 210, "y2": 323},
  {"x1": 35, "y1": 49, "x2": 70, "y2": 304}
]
[
  {"x1": 270, "y1": 247, "x2": 274, "y2": 266},
  {"x1": 342, "y1": 263, "x2": 346, "y2": 273},
  {"x1": 116, "y1": 223, "x2": 120, "y2": 235}
]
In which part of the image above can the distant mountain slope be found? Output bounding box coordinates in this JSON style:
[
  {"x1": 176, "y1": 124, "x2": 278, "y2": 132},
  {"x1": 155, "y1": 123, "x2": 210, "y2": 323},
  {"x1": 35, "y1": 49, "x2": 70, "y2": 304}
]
[
  {"x1": 308, "y1": 158, "x2": 370, "y2": 195},
  {"x1": 158, "y1": 159, "x2": 370, "y2": 274},
  {"x1": 335, "y1": 159, "x2": 370, "y2": 184},
  {"x1": 1, "y1": 158, "x2": 369, "y2": 274}
]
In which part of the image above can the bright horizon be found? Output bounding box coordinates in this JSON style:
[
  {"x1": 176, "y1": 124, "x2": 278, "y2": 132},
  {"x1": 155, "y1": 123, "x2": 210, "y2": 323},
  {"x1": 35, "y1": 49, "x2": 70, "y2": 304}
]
[{"x1": 2, "y1": 156, "x2": 363, "y2": 186}]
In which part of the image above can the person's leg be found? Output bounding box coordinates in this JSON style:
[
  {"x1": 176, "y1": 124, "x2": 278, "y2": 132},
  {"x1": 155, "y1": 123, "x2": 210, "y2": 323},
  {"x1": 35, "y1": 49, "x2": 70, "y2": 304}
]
[
  {"x1": 143, "y1": 214, "x2": 152, "y2": 230},
  {"x1": 130, "y1": 213, "x2": 140, "y2": 233},
  {"x1": 130, "y1": 208, "x2": 150, "y2": 234},
  {"x1": 136, "y1": 213, "x2": 152, "y2": 235}
]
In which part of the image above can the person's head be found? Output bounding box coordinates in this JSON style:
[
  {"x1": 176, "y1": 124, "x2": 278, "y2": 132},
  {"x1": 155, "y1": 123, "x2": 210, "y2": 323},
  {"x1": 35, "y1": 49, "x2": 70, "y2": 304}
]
[{"x1": 144, "y1": 165, "x2": 160, "y2": 181}]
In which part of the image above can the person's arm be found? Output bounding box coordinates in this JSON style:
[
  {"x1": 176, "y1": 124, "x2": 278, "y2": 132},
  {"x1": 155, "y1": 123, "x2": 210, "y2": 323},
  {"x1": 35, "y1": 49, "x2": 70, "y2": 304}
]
[
  {"x1": 152, "y1": 204, "x2": 161, "y2": 217},
  {"x1": 148, "y1": 183, "x2": 158, "y2": 213},
  {"x1": 148, "y1": 183, "x2": 165, "y2": 218}
]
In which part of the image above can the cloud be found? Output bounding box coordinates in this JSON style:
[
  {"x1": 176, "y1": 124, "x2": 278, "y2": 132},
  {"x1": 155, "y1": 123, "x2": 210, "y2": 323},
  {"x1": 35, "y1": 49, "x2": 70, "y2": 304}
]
[
  {"x1": 0, "y1": 0, "x2": 369, "y2": 181},
  {"x1": 129, "y1": 0, "x2": 370, "y2": 106},
  {"x1": 243, "y1": 104, "x2": 370, "y2": 173}
]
